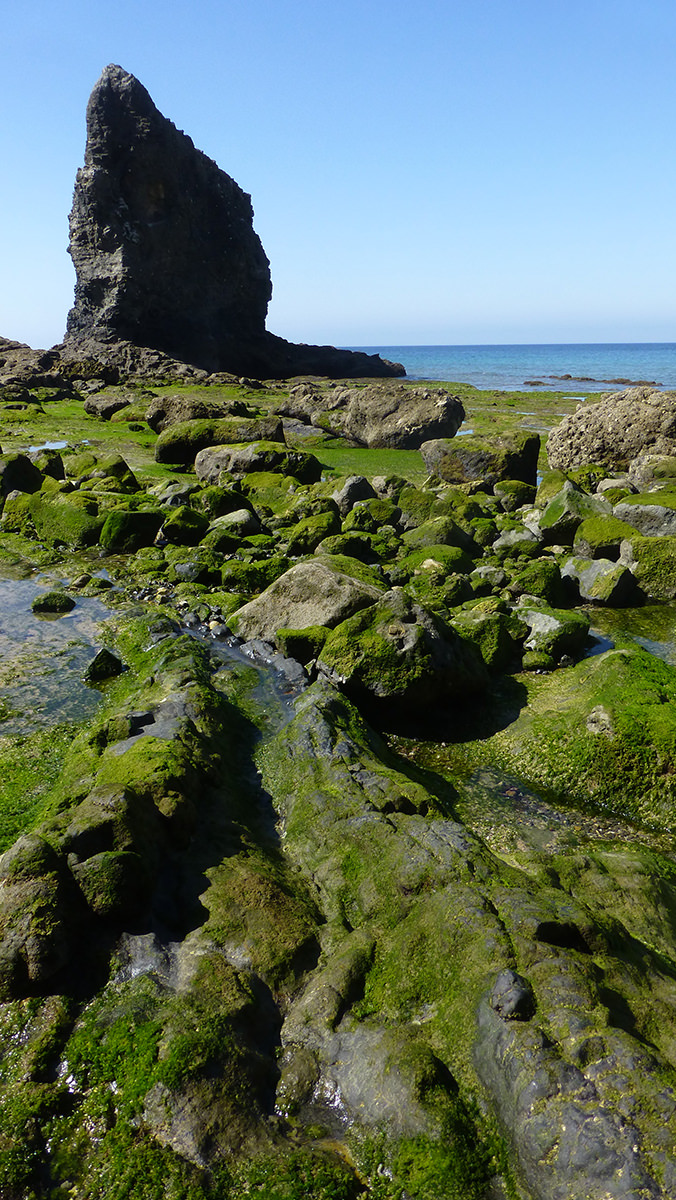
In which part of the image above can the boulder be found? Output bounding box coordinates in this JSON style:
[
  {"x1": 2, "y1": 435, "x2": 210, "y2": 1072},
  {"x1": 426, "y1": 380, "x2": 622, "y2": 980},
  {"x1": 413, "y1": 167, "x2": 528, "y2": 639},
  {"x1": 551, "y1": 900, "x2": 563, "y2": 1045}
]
[
  {"x1": 318, "y1": 588, "x2": 488, "y2": 708},
  {"x1": 619, "y1": 534, "x2": 676, "y2": 599},
  {"x1": 228, "y1": 560, "x2": 383, "y2": 642},
  {"x1": 279, "y1": 383, "x2": 464, "y2": 448},
  {"x1": 539, "y1": 480, "x2": 612, "y2": 544},
  {"x1": 547, "y1": 387, "x2": 676, "y2": 472},
  {"x1": 145, "y1": 392, "x2": 248, "y2": 433},
  {"x1": 561, "y1": 556, "x2": 637, "y2": 606},
  {"x1": 0, "y1": 453, "x2": 44, "y2": 496},
  {"x1": 421, "y1": 431, "x2": 540, "y2": 485},
  {"x1": 614, "y1": 493, "x2": 676, "y2": 536},
  {"x1": 63, "y1": 65, "x2": 402, "y2": 380},
  {"x1": 516, "y1": 602, "x2": 590, "y2": 662},
  {"x1": 195, "y1": 441, "x2": 322, "y2": 485},
  {"x1": 154, "y1": 416, "x2": 285, "y2": 465}
]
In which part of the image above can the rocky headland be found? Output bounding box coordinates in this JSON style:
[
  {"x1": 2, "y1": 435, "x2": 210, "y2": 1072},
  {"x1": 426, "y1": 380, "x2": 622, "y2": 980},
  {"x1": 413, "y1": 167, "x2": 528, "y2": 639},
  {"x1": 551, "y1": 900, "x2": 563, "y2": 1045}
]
[{"x1": 2, "y1": 65, "x2": 676, "y2": 1200}]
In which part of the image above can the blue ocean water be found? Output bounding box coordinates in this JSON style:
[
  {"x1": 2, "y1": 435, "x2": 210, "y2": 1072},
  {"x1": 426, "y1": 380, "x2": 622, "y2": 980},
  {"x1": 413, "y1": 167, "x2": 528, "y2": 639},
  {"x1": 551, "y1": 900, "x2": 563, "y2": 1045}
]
[{"x1": 348, "y1": 344, "x2": 676, "y2": 392}]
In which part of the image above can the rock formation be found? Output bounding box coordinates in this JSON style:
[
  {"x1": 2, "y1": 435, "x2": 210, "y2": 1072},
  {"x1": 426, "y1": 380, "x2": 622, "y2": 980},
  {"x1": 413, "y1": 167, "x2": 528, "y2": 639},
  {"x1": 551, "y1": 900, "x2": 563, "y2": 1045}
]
[
  {"x1": 547, "y1": 386, "x2": 676, "y2": 471},
  {"x1": 64, "y1": 65, "x2": 403, "y2": 380}
]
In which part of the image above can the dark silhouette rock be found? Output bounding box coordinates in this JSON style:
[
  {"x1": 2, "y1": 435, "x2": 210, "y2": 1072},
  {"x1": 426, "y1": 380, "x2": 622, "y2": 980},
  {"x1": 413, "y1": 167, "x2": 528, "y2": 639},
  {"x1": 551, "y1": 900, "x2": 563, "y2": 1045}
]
[{"x1": 64, "y1": 66, "x2": 403, "y2": 381}]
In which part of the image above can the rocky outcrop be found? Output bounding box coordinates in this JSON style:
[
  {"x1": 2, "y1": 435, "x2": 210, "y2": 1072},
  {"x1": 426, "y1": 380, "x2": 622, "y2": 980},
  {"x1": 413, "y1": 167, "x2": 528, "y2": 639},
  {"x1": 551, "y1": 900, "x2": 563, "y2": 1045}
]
[
  {"x1": 278, "y1": 382, "x2": 464, "y2": 448},
  {"x1": 547, "y1": 387, "x2": 676, "y2": 471},
  {"x1": 63, "y1": 65, "x2": 403, "y2": 380}
]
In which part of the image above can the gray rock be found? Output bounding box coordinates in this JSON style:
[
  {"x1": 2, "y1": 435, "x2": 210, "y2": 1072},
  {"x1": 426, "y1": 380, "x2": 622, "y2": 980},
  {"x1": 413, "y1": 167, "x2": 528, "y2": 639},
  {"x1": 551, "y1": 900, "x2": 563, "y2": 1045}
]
[
  {"x1": 331, "y1": 475, "x2": 377, "y2": 517},
  {"x1": 614, "y1": 498, "x2": 676, "y2": 536},
  {"x1": 228, "y1": 561, "x2": 383, "y2": 642},
  {"x1": 489, "y1": 969, "x2": 536, "y2": 1020},
  {"x1": 421, "y1": 431, "x2": 540, "y2": 485},
  {"x1": 194, "y1": 440, "x2": 322, "y2": 484},
  {"x1": 547, "y1": 387, "x2": 676, "y2": 472},
  {"x1": 561, "y1": 556, "x2": 637, "y2": 606},
  {"x1": 280, "y1": 382, "x2": 464, "y2": 449}
]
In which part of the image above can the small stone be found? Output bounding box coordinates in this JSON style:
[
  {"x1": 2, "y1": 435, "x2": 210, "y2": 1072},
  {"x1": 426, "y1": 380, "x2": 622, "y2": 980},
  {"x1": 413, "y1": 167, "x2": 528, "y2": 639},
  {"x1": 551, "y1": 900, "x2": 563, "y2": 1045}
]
[
  {"x1": 31, "y1": 590, "x2": 76, "y2": 614},
  {"x1": 84, "y1": 648, "x2": 124, "y2": 682},
  {"x1": 489, "y1": 969, "x2": 536, "y2": 1021}
]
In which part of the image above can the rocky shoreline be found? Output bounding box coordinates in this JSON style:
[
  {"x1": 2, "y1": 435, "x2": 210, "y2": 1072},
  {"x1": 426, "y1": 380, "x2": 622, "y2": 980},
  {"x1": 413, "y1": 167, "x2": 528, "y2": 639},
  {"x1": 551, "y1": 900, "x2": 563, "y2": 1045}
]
[
  {"x1": 1, "y1": 348, "x2": 676, "y2": 1198},
  {"x1": 3, "y1": 59, "x2": 676, "y2": 1200}
]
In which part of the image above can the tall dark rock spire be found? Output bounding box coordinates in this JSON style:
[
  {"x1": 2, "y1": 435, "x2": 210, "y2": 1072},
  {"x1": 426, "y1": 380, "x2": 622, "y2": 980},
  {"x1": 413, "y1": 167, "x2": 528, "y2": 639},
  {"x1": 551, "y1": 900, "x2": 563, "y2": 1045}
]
[{"x1": 65, "y1": 65, "x2": 403, "y2": 379}]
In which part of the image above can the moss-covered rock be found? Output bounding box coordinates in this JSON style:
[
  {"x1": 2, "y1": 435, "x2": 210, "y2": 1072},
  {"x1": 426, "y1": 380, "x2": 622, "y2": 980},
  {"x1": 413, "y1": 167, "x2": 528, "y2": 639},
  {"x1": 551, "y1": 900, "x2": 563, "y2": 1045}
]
[
  {"x1": 220, "y1": 554, "x2": 290, "y2": 595},
  {"x1": 474, "y1": 646, "x2": 676, "y2": 829},
  {"x1": 493, "y1": 479, "x2": 536, "y2": 512},
  {"x1": 342, "y1": 497, "x2": 401, "y2": 533},
  {"x1": 561, "y1": 555, "x2": 638, "y2": 606},
  {"x1": 505, "y1": 557, "x2": 566, "y2": 605},
  {"x1": 28, "y1": 490, "x2": 105, "y2": 547},
  {"x1": 275, "y1": 625, "x2": 330, "y2": 664},
  {"x1": 614, "y1": 491, "x2": 676, "y2": 536},
  {"x1": 160, "y1": 505, "x2": 211, "y2": 546},
  {"x1": 516, "y1": 601, "x2": 590, "y2": 662},
  {"x1": 619, "y1": 533, "x2": 676, "y2": 599},
  {"x1": 154, "y1": 416, "x2": 284, "y2": 464},
  {"x1": 285, "y1": 508, "x2": 341, "y2": 556},
  {"x1": 397, "y1": 544, "x2": 475, "y2": 580},
  {"x1": 318, "y1": 588, "x2": 488, "y2": 709},
  {"x1": 421, "y1": 431, "x2": 540, "y2": 486},
  {"x1": 195, "y1": 441, "x2": 322, "y2": 486},
  {"x1": 572, "y1": 513, "x2": 638, "y2": 559},
  {"x1": 450, "y1": 605, "x2": 526, "y2": 672},
  {"x1": 100, "y1": 506, "x2": 164, "y2": 551},
  {"x1": 31, "y1": 590, "x2": 76, "y2": 614},
  {"x1": 0, "y1": 453, "x2": 44, "y2": 496},
  {"x1": 229, "y1": 560, "x2": 383, "y2": 642},
  {"x1": 539, "y1": 481, "x2": 612, "y2": 545}
]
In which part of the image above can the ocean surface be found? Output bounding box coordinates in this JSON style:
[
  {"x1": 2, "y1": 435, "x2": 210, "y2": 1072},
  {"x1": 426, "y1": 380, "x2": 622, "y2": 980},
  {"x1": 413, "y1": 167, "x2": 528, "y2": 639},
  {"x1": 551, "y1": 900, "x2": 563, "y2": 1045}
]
[{"x1": 347, "y1": 343, "x2": 676, "y2": 392}]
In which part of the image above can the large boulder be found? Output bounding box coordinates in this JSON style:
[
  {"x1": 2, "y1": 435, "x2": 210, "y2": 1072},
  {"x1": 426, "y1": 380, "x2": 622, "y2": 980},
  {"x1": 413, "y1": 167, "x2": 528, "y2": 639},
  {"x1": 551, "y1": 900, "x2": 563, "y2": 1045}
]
[
  {"x1": 421, "y1": 431, "x2": 540, "y2": 485},
  {"x1": 318, "y1": 588, "x2": 488, "y2": 708},
  {"x1": 278, "y1": 383, "x2": 464, "y2": 448},
  {"x1": 63, "y1": 65, "x2": 402, "y2": 380},
  {"x1": 547, "y1": 387, "x2": 676, "y2": 472},
  {"x1": 228, "y1": 560, "x2": 383, "y2": 642}
]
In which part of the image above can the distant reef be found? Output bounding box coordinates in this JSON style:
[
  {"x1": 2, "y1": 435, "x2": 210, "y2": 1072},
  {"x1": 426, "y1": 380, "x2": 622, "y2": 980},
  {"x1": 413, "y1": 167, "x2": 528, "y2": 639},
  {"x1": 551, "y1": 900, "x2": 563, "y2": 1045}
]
[{"x1": 61, "y1": 64, "x2": 403, "y2": 380}]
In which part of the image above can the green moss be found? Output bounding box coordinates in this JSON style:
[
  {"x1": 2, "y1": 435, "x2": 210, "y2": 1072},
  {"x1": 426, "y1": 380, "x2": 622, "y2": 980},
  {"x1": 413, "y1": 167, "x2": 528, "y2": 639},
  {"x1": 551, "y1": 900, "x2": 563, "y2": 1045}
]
[
  {"x1": 621, "y1": 534, "x2": 676, "y2": 599},
  {"x1": 99, "y1": 507, "x2": 164, "y2": 551},
  {"x1": 28, "y1": 491, "x2": 105, "y2": 547},
  {"x1": 276, "y1": 625, "x2": 330, "y2": 663},
  {"x1": 398, "y1": 544, "x2": 474, "y2": 578},
  {"x1": 572, "y1": 514, "x2": 637, "y2": 559}
]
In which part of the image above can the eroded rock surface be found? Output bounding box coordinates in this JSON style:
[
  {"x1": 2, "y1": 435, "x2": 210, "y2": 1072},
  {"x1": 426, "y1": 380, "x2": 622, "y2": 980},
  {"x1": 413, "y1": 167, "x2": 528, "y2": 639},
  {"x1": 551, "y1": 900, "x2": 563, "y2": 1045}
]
[{"x1": 547, "y1": 387, "x2": 676, "y2": 471}]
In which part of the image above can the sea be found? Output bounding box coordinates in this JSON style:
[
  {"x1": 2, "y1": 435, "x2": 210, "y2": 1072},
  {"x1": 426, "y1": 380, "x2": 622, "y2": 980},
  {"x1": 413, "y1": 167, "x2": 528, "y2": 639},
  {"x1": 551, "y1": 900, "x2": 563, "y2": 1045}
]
[{"x1": 347, "y1": 343, "x2": 676, "y2": 393}]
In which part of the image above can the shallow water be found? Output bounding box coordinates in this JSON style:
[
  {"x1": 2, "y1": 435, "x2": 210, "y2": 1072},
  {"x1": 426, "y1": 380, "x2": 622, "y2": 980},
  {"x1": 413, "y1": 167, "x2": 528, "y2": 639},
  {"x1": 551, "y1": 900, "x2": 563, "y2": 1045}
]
[
  {"x1": 588, "y1": 603, "x2": 676, "y2": 665},
  {"x1": 0, "y1": 566, "x2": 112, "y2": 737}
]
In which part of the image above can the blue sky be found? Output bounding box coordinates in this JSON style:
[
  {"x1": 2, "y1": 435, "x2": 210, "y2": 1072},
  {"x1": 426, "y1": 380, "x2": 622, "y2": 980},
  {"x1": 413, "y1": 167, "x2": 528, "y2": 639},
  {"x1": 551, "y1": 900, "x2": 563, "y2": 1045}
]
[{"x1": 2, "y1": 0, "x2": 676, "y2": 349}]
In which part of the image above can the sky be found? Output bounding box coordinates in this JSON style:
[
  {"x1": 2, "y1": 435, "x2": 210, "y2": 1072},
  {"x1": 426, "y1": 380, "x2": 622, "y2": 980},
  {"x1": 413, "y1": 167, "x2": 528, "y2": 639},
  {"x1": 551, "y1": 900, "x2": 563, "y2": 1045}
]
[{"x1": 2, "y1": 0, "x2": 676, "y2": 350}]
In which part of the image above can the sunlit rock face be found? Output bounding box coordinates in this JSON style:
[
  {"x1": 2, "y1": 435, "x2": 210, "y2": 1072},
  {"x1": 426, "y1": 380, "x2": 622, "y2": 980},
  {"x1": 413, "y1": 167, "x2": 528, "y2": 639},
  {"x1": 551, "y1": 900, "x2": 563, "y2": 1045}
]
[{"x1": 65, "y1": 65, "x2": 403, "y2": 380}]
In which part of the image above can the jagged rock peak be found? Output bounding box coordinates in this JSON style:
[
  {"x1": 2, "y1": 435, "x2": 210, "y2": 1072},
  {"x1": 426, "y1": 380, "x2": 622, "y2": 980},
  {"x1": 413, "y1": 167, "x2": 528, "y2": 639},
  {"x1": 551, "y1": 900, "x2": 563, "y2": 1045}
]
[{"x1": 64, "y1": 65, "x2": 403, "y2": 380}]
